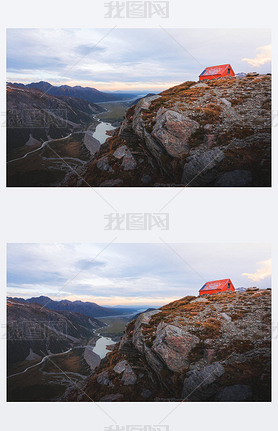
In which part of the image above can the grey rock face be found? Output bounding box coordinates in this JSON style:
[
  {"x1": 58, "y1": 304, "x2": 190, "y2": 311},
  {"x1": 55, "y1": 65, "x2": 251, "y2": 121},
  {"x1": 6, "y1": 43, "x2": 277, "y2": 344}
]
[
  {"x1": 132, "y1": 310, "x2": 161, "y2": 353},
  {"x1": 113, "y1": 145, "x2": 128, "y2": 159},
  {"x1": 121, "y1": 364, "x2": 137, "y2": 385},
  {"x1": 152, "y1": 323, "x2": 200, "y2": 373},
  {"x1": 182, "y1": 363, "x2": 225, "y2": 400},
  {"x1": 113, "y1": 360, "x2": 128, "y2": 374},
  {"x1": 97, "y1": 157, "x2": 114, "y2": 173},
  {"x1": 121, "y1": 150, "x2": 137, "y2": 170},
  {"x1": 113, "y1": 144, "x2": 137, "y2": 170},
  {"x1": 97, "y1": 370, "x2": 114, "y2": 387},
  {"x1": 83, "y1": 133, "x2": 101, "y2": 155},
  {"x1": 113, "y1": 359, "x2": 137, "y2": 385},
  {"x1": 215, "y1": 170, "x2": 252, "y2": 187},
  {"x1": 152, "y1": 108, "x2": 200, "y2": 157},
  {"x1": 144, "y1": 345, "x2": 165, "y2": 376},
  {"x1": 214, "y1": 384, "x2": 252, "y2": 401},
  {"x1": 132, "y1": 95, "x2": 161, "y2": 138},
  {"x1": 182, "y1": 148, "x2": 225, "y2": 185}
]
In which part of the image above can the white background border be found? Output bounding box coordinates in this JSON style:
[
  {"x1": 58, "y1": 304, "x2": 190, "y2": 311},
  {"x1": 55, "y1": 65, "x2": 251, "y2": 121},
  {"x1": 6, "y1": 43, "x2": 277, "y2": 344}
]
[{"x1": 1, "y1": 0, "x2": 277, "y2": 429}]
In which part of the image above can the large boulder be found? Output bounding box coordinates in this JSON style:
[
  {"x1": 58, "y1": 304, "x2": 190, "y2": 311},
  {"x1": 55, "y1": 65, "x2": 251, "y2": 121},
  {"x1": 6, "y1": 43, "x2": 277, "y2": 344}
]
[
  {"x1": 132, "y1": 310, "x2": 161, "y2": 353},
  {"x1": 132, "y1": 95, "x2": 161, "y2": 138},
  {"x1": 96, "y1": 370, "x2": 114, "y2": 387},
  {"x1": 121, "y1": 364, "x2": 137, "y2": 385},
  {"x1": 182, "y1": 363, "x2": 225, "y2": 400},
  {"x1": 96, "y1": 156, "x2": 114, "y2": 173},
  {"x1": 113, "y1": 360, "x2": 128, "y2": 374},
  {"x1": 121, "y1": 150, "x2": 137, "y2": 170},
  {"x1": 182, "y1": 148, "x2": 225, "y2": 185},
  {"x1": 113, "y1": 359, "x2": 137, "y2": 385},
  {"x1": 152, "y1": 108, "x2": 200, "y2": 158},
  {"x1": 152, "y1": 323, "x2": 200, "y2": 373},
  {"x1": 113, "y1": 144, "x2": 137, "y2": 170},
  {"x1": 113, "y1": 145, "x2": 129, "y2": 159}
]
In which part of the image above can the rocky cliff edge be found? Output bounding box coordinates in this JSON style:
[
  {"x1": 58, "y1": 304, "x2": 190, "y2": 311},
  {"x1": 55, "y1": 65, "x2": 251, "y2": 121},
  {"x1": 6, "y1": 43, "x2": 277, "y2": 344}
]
[
  {"x1": 67, "y1": 289, "x2": 271, "y2": 402},
  {"x1": 63, "y1": 74, "x2": 271, "y2": 187}
]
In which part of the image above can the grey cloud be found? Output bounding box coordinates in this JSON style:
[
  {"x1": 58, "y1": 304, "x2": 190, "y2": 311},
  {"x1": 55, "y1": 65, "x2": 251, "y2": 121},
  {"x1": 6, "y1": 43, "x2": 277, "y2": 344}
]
[{"x1": 75, "y1": 44, "x2": 106, "y2": 56}]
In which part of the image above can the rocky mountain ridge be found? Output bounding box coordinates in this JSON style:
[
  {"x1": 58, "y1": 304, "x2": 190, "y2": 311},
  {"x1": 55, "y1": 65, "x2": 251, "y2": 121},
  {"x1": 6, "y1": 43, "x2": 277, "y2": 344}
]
[
  {"x1": 64, "y1": 74, "x2": 271, "y2": 187},
  {"x1": 67, "y1": 289, "x2": 271, "y2": 402}
]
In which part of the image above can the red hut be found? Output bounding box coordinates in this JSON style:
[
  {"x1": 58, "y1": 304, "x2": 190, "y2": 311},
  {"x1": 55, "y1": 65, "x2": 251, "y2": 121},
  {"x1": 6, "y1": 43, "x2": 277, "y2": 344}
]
[
  {"x1": 199, "y1": 64, "x2": 235, "y2": 81},
  {"x1": 199, "y1": 278, "x2": 235, "y2": 296}
]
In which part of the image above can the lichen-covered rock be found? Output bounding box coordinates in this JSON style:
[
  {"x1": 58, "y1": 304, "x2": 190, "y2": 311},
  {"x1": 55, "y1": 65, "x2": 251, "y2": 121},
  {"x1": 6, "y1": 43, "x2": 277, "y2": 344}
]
[
  {"x1": 113, "y1": 145, "x2": 128, "y2": 159},
  {"x1": 152, "y1": 108, "x2": 200, "y2": 157},
  {"x1": 112, "y1": 359, "x2": 137, "y2": 384},
  {"x1": 152, "y1": 323, "x2": 200, "y2": 373},
  {"x1": 132, "y1": 310, "x2": 161, "y2": 353},
  {"x1": 113, "y1": 360, "x2": 128, "y2": 374},
  {"x1": 121, "y1": 150, "x2": 137, "y2": 170},
  {"x1": 121, "y1": 364, "x2": 137, "y2": 385},
  {"x1": 67, "y1": 290, "x2": 271, "y2": 402},
  {"x1": 132, "y1": 95, "x2": 161, "y2": 138}
]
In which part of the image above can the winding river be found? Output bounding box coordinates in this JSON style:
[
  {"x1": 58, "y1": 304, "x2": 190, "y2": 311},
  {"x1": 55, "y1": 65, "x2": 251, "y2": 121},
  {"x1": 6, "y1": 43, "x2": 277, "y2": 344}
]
[
  {"x1": 92, "y1": 121, "x2": 116, "y2": 145},
  {"x1": 8, "y1": 347, "x2": 73, "y2": 379},
  {"x1": 92, "y1": 335, "x2": 116, "y2": 359},
  {"x1": 8, "y1": 118, "x2": 115, "y2": 165},
  {"x1": 7, "y1": 134, "x2": 72, "y2": 164}
]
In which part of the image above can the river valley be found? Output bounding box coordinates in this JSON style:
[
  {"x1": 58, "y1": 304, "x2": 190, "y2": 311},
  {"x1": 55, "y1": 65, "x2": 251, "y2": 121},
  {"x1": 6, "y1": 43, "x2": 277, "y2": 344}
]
[
  {"x1": 7, "y1": 312, "x2": 137, "y2": 401},
  {"x1": 7, "y1": 99, "x2": 132, "y2": 187}
]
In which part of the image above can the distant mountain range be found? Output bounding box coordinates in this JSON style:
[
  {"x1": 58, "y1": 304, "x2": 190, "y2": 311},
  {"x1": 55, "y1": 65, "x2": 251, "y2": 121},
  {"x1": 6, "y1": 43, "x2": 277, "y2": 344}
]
[
  {"x1": 8, "y1": 296, "x2": 137, "y2": 318},
  {"x1": 8, "y1": 81, "x2": 138, "y2": 103}
]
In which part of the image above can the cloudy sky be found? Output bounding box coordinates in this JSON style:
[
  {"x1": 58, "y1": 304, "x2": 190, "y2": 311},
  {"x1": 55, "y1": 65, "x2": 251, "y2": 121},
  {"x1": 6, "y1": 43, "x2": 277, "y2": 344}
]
[
  {"x1": 6, "y1": 28, "x2": 271, "y2": 92},
  {"x1": 7, "y1": 243, "x2": 271, "y2": 306}
]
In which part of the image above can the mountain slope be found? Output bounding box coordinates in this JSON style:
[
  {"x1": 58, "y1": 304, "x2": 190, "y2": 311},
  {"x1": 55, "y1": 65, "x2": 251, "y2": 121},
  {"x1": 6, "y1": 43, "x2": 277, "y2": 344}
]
[
  {"x1": 64, "y1": 74, "x2": 271, "y2": 187},
  {"x1": 6, "y1": 84, "x2": 106, "y2": 186},
  {"x1": 67, "y1": 289, "x2": 271, "y2": 402},
  {"x1": 7, "y1": 299, "x2": 103, "y2": 365},
  {"x1": 9, "y1": 296, "x2": 135, "y2": 318},
  {"x1": 7, "y1": 84, "x2": 103, "y2": 157}
]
